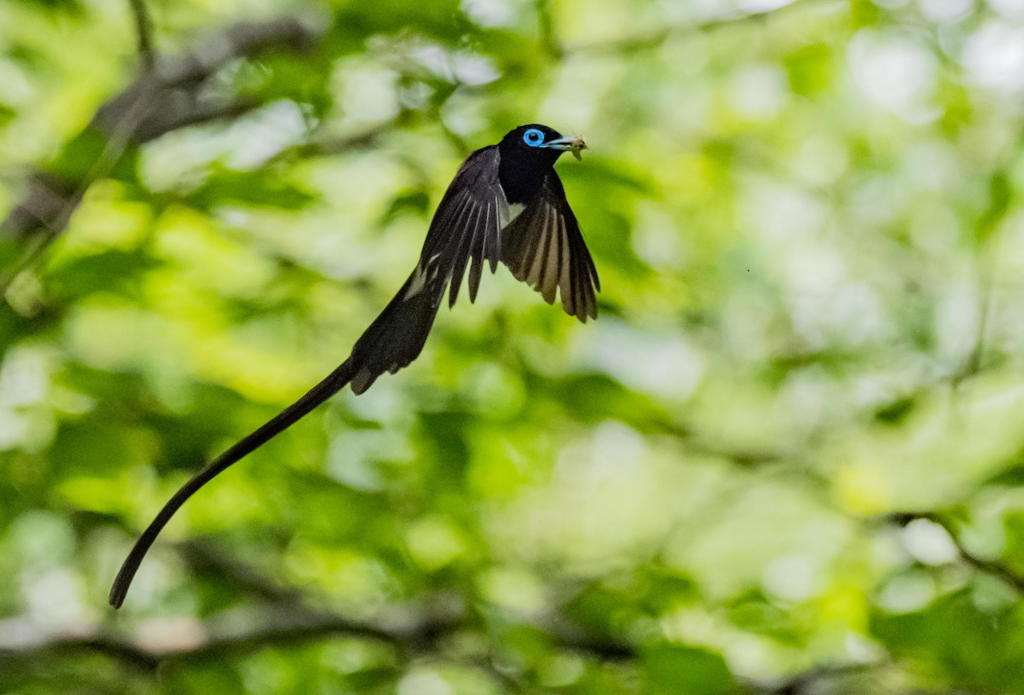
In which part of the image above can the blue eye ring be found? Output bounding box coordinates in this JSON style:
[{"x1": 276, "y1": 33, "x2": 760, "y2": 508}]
[{"x1": 522, "y1": 128, "x2": 545, "y2": 147}]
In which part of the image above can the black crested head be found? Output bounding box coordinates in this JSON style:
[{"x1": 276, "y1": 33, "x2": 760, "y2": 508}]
[
  {"x1": 498, "y1": 124, "x2": 567, "y2": 166},
  {"x1": 496, "y1": 124, "x2": 585, "y2": 204}
]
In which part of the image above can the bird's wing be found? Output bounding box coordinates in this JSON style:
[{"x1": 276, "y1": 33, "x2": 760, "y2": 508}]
[
  {"x1": 500, "y1": 170, "x2": 599, "y2": 322},
  {"x1": 417, "y1": 145, "x2": 508, "y2": 308},
  {"x1": 348, "y1": 146, "x2": 509, "y2": 394}
]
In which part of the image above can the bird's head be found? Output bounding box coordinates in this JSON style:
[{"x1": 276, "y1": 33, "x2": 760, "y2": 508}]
[{"x1": 499, "y1": 124, "x2": 588, "y2": 164}]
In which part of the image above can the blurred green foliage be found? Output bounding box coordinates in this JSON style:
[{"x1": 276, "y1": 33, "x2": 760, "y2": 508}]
[{"x1": 3, "y1": 0, "x2": 1024, "y2": 693}]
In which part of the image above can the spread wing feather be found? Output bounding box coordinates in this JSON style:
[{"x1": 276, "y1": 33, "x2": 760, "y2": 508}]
[
  {"x1": 413, "y1": 146, "x2": 506, "y2": 308},
  {"x1": 500, "y1": 171, "x2": 599, "y2": 322},
  {"x1": 348, "y1": 147, "x2": 508, "y2": 393},
  {"x1": 352, "y1": 151, "x2": 599, "y2": 392}
]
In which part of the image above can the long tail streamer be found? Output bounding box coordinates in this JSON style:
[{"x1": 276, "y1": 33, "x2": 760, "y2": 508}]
[{"x1": 108, "y1": 359, "x2": 357, "y2": 608}]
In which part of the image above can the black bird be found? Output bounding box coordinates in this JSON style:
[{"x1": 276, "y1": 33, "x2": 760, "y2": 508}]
[{"x1": 109, "y1": 124, "x2": 598, "y2": 607}]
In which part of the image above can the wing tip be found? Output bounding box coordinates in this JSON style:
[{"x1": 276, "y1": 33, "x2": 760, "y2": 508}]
[{"x1": 570, "y1": 306, "x2": 597, "y2": 323}]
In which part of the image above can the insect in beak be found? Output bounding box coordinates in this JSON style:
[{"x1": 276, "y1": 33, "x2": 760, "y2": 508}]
[{"x1": 544, "y1": 135, "x2": 588, "y2": 160}]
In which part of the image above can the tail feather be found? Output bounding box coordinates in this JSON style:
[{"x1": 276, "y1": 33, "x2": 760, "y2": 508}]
[
  {"x1": 109, "y1": 270, "x2": 447, "y2": 608},
  {"x1": 108, "y1": 359, "x2": 357, "y2": 608},
  {"x1": 350, "y1": 271, "x2": 445, "y2": 393}
]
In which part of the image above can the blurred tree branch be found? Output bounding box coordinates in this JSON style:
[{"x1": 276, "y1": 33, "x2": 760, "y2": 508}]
[
  {"x1": 887, "y1": 512, "x2": 1024, "y2": 593},
  {"x1": 127, "y1": 0, "x2": 156, "y2": 72},
  {"x1": 0, "y1": 15, "x2": 323, "y2": 293},
  {"x1": 4, "y1": 634, "x2": 163, "y2": 671},
  {"x1": 952, "y1": 127, "x2": 1024, "y2": 387},
  {"x1": 0, "y1": 607, "x2": 885, "y2": 694},
  {"x1": 756, "y1": 662, "x2": 885, "y2": 695},
  {"x1": 0, "y1": 607, "x2": 463, "y2": 673},
  {"x1": 177, "y1": 538, "x2": 309, "y2": 605},
  {"x1": 0, "y1": 602, "x2": 630, "y2": 675},
  {"x1": 281, "y1": 116, "x2": 410, "y2": 161},
  {"x1": 8, "y1": 512, "x2": 897, "y2": 692},
  {"x1": 533, "y1": 0, "x2": 563, "y2": 59}
]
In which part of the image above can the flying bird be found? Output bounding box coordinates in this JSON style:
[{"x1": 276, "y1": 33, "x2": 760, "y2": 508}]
[{"x1": 109, "y1": 124, "x2": 598, "y2": 607}]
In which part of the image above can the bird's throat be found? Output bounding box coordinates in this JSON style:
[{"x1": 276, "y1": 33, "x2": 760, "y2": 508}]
[{"x1": 497, "y1": 146, "x2": 558, "y2": 204}]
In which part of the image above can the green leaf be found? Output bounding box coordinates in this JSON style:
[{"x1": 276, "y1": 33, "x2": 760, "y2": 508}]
[{"x1": 642, "y1": 644, "x2": 738, "y2": 695}]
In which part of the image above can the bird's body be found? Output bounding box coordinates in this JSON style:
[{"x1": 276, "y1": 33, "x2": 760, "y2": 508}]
[
  {"x1": 349, "y1": 126, "x2": 597, "y2": 392},
  {"x1": 109, "y1": 124, "x2": 597, "y2": 607}
]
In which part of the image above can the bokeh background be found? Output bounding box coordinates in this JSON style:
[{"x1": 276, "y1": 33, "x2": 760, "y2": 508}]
[{"x1": 3, "y1": 0, "x2": 1024, "y2": 692}]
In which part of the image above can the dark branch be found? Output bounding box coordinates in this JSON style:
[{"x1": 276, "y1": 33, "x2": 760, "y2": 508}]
[
  {"x1": 0, "y1": 535, "x2": 886, "y2": 693},
  {"x1": 0, "y1": 608, "x2": 462, "y2": 673},
  {"x1": 1, "y1": 607, "x2": 887, "y2": 695},
  {"x1": 886, "y1": 511, "x2": 1024, "y2": 593},
  {"x1": 952, "y1": 279, "x2": 992, "y2": 388},
  {"x1": 177, "y1": 539, "x2": 308, "y2": 605},
  {"x1": 134, "y1": 98, "x2": 260, "y2": 142},
  {"x1": 182, "y1": 610, "x2": 451, "y2": 658},
  {"x1": 534, "y1": 0, "x2": 564, "y2": 59},
  {"x1": 754, "y1": 662, "x2": 884, "y2": 695},
  {"x1": 7, "y1": 635, "x2": 162, "y2": 671},
  {"x1": 150, "y1": 17, "x2": 321, "y2": 90},
  {"x1": 286, "y1": 117, "x2": 406, "y2": 160},
  {"x1": 127, "y1": 0, "x2": 156, "y2": 72},
  {"x1": 1, "y1": 15, "x2": 324, "y2": 290}
]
